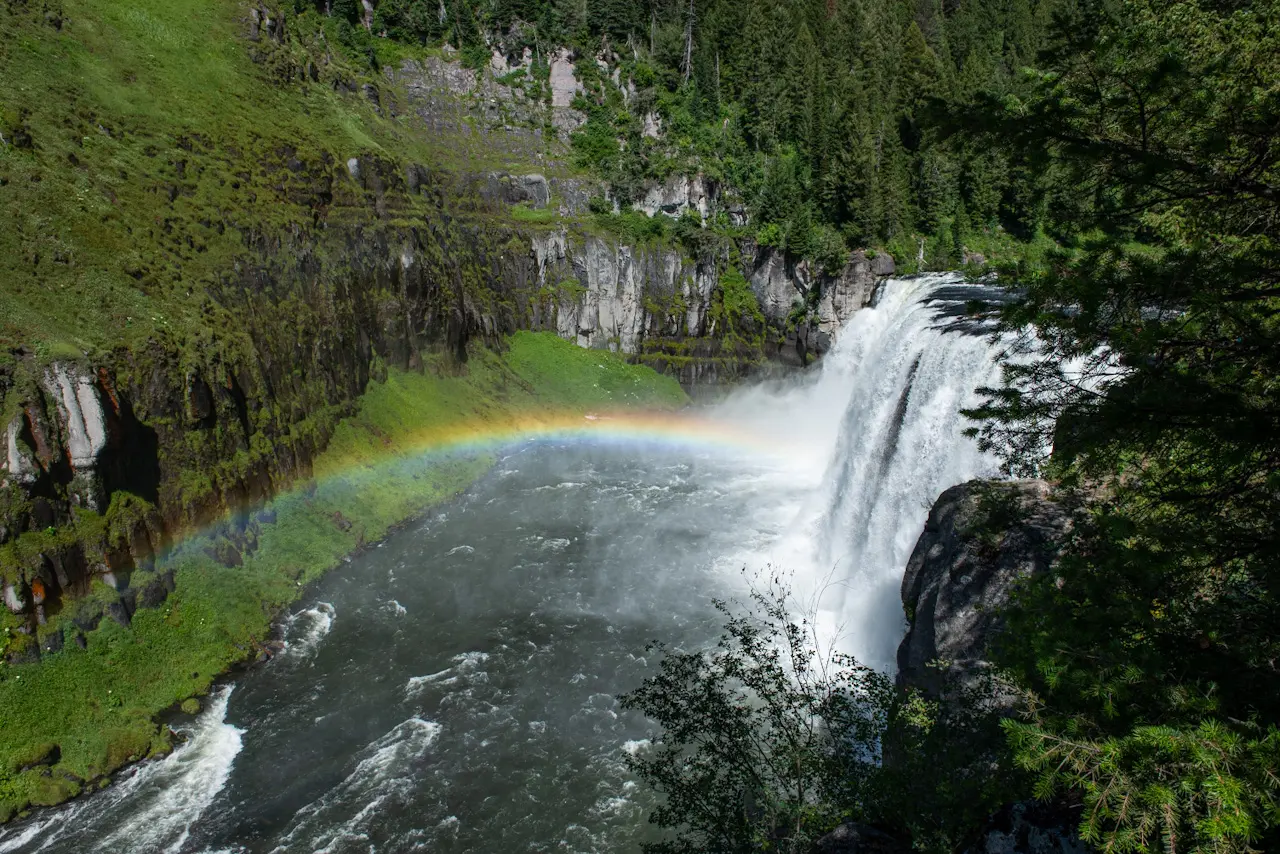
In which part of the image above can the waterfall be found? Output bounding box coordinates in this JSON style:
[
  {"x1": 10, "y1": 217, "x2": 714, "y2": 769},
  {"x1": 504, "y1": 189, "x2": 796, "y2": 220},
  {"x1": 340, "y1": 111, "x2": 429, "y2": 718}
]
[{"x1": 742, "y1": 274, "x2": 1011, "y2": 669}]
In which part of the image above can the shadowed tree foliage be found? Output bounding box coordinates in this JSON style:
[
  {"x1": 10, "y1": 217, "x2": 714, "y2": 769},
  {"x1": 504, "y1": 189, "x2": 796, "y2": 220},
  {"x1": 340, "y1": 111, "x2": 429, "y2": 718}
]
[
  {"x1": 954, "y1": 0, "x2": 1280, "y2": 850},
  {"x1": 620, "y1": 582, "x2": 1020, "y2": 854}
]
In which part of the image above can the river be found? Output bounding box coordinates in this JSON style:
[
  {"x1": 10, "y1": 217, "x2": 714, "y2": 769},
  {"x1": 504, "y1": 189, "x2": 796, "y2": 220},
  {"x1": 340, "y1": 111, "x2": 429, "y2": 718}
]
[{"x1": 0, "y1": 274, "x2": 1008, "y2": 854}]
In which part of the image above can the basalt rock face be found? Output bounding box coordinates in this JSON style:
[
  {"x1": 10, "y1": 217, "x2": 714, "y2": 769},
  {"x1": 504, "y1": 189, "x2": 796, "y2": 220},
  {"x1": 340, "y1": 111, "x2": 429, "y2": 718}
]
[
  {"x1": 529, "y1": 231, "x2": 889, "y2": 388},
  {"x1": 748, "y1": 246, "x2": 891, "y2": 362},
  {"x1": 894, "y1": 482, "x2": 1086, "y2": 854},
  {"x1": 897, "y1": 479, "x2": 1070, "y2": 699}
]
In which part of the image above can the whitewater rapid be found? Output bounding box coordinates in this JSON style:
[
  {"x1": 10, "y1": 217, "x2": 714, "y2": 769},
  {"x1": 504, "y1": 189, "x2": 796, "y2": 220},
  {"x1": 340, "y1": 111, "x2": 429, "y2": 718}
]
[{"x1": 0, "y1": 274, "x2": 1008, "y2": 853}]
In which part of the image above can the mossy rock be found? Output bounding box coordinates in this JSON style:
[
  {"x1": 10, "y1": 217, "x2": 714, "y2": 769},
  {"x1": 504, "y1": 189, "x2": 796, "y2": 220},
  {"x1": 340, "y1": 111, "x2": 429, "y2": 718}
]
[
  {"x1": 26, "y1": 771, "x2": 81, "y2": 807},
  {"x1": 180, "y1": 698, "x2": 201, "y2": 715}
]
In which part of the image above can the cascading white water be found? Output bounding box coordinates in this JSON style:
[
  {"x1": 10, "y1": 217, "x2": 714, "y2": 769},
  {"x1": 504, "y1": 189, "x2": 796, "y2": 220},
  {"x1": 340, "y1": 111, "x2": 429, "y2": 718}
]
[{"x1": 720, "y1": 274, "x2": 1010, "y2": 668}]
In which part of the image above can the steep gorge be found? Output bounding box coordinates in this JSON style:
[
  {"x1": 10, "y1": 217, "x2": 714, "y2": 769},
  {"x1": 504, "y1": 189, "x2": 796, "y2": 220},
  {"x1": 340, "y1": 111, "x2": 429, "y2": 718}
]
[
  {"x1": 0, "y1": 0, "x2": 896, "y2": 821},
  {"x1": 0, "y1": 0, "x2": 892, "y2": 661}
]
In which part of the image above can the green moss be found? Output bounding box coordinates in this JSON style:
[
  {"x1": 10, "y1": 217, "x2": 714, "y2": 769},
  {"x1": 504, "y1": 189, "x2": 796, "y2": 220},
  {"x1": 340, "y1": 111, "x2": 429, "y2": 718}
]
[
  {"x1": 0, "y1": 332, "x2": 685, "y2": 820},
  {"x1": 510, "y1": 203, "x2": 558, "y2": 224}
]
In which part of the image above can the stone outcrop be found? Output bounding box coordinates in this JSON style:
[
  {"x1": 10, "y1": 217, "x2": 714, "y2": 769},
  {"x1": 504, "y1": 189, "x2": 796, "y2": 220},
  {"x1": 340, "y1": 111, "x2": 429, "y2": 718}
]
[
  {"x1": 529, "y1": 230, "x2": 894, "y2": 384},
  {"x1": 636, "y1": 174, "x2": 715, "y2": 221},
  {"x1": 387, "y1": 49, "x2": 586, "y2": 156},
  {"x1": 748, "y1": 247, "x2": 889, "y2": 363},
  {"x1": 897, "y1": 479, "x2": 1070, "y2": 698}
]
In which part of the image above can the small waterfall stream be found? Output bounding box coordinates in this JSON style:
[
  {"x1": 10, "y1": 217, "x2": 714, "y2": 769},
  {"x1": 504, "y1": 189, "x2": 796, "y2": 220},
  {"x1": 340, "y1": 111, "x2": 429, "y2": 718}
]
[{"x1": 0, "y1": 275, "x2": 1010, "y2": 854}]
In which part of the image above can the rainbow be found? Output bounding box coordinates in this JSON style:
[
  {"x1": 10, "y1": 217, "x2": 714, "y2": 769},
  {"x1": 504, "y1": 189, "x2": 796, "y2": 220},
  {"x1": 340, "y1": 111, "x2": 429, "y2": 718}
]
[
  {"x1": 168, "y1": 408, "x2": 785, "y2": 561},
  {"x1": 350, "y1": 409, "x2": 777, "y2": 464},
  {"x1": 307, "y1": 408, "x2": 784, "y2": 491}
]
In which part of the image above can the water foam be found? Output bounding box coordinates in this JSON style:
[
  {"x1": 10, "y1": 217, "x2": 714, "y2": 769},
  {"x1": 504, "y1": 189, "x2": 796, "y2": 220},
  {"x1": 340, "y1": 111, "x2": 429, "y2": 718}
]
[
  {"x1": 268, "y1": 717, "x2": 441, "y2": 854},
  {"x1": 281, "y1": 602, "x2": 336, "y2": 659},
  {"x1": 0, "y1": 686, "x2": 245, "y2": 854}
]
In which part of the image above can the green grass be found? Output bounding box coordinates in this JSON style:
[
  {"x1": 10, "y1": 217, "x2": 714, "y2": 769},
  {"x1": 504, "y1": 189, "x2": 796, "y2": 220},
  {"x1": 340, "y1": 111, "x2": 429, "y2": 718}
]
[
  {"x1": 0, "y1": 332, "x2": 686, "y2": 822},
  {"x1": 509, "y1": 202, "x2": 559, "y2": 224},
  {"x1": 0, "y1": 0, "x2": 569, "y2": 354}
]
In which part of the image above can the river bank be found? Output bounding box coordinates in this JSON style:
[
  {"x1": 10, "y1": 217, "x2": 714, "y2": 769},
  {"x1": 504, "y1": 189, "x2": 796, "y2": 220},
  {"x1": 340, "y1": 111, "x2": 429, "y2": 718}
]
[{"x1": 0, "y1": 332, "x2": 685, "y2": 823}]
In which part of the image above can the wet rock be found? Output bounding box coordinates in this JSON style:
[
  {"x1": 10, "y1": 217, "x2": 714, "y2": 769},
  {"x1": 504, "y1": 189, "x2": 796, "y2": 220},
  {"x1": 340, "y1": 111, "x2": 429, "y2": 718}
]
[{"x1": 898, "y1": 480, "x2": 1070, "y2": 698}]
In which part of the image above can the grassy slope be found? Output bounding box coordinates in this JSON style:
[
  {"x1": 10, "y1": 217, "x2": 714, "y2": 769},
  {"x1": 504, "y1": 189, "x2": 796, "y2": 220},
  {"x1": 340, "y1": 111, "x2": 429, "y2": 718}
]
[
  {"x1": 0, "y1": 332, "x2": 686, "y2": 820},
  {"x1": 0, "y1": 0, "x2": 556, "y2": 359}
]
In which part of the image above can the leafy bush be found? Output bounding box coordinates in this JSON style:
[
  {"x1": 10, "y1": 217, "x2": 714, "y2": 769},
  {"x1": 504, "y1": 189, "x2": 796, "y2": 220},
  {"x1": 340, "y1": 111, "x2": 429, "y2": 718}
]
[{"x1": 621, "y1": 581, "x2": 1020, "y2": 854}]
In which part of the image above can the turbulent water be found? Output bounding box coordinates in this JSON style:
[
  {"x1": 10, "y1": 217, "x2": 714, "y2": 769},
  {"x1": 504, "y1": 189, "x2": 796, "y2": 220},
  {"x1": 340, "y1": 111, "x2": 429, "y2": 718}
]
[{"x1": 0, "y1": 275, "x2": 1009, "y2": 854}]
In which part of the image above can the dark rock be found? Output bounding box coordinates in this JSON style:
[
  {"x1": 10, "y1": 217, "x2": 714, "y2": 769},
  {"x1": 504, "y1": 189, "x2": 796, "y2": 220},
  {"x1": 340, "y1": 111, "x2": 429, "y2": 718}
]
[
  {"x1": 72, "y1": 602, "x2": 104, "y2": 633},
  {"x1": 106, "y1": 600, "x2": 132, "y2": 627},
  {"x1": 331, "y1": 511, "x2": 353, "y2": 533},
  {"x1": 898, "y1": 480, "x2": 1070, "y2": 698},
  {"x1": 871, "y1": 252, "x2": 896, "y2": 277},
  {"x1": 255, "y1": 507, "x2": 278, "y2": 526},
  {"x1": 18, "y1": 744, "x2": 60, "y2": 772},
  {"x1": 974, "y1": 801, "x2": 1086, "y2": 854},
  {"x1": 40, "y1": 630, "x2": 63, "y2": 655},
  {"x1": 815, "y1": 823, "x2": 907, "y2": 854},
  {"x1": 7, "y1": 643, "x2": 40, "y2": 664},
  {"x1": 204, "y1": 539, "x2": 243, "y2": 568},
  {"x1": 186, "y1": 373, "x2": 215, "y2": 425},
  {"x1": 136, "y1": 575, "x2": 170, "y2": 609},
  {"x1": 404, "y1": 163, "x2": 429, "y2": 194}
]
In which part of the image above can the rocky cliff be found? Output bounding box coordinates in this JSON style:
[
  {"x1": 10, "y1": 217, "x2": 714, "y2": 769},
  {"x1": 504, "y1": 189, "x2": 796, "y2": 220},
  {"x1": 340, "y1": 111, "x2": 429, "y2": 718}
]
[
  {"x1": 897, "y1": 479, "x2": 1070, "y2": 698},
  {"x1": 893, "y1": 480, "x2": 1086, "y2": 854}
]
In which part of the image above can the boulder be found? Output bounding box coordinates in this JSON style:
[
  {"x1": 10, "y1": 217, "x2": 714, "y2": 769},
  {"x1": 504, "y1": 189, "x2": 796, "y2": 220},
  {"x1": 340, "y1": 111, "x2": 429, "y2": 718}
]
[{"x1": 897, "y1": 480, "x2": 1070, "y2": 698}]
